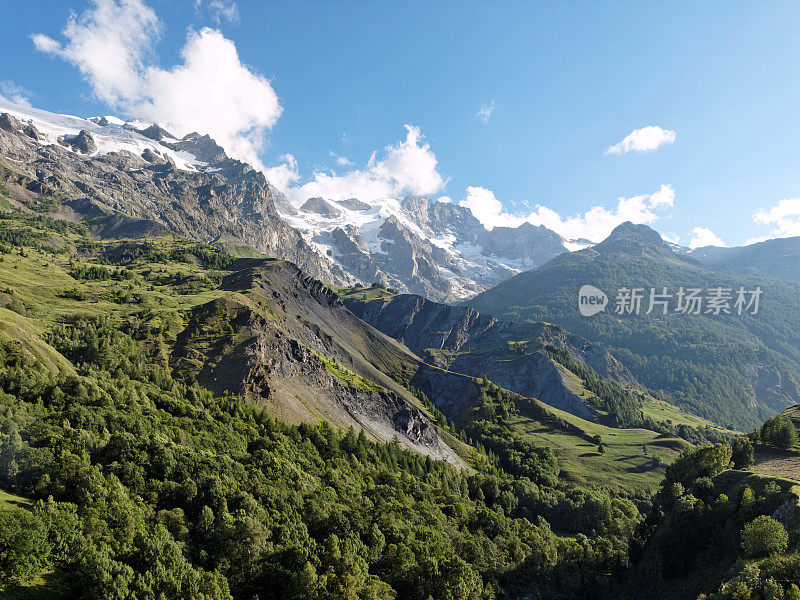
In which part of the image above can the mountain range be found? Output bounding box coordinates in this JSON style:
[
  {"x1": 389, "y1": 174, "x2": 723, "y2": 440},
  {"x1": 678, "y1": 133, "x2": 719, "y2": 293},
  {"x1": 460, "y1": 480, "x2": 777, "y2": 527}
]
[
  {"x1": 4, "y1": 99, "x2": 799, "y2": 433},
  {"x1": 0, "y1": 99, "x2": 580, "y2": 301},
  {"x1": 690, "y1": 235, "x2": 800, "y2": 284}
]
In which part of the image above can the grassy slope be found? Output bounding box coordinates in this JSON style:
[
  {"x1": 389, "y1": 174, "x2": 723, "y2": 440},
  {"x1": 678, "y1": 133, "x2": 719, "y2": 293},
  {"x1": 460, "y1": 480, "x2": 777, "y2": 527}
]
[
  {"x1": 0, "y1": 487, "x2": 32, "y2": 511},
  {"x1": 515, "y1": 398, "x2": 688, "y2": 492}
]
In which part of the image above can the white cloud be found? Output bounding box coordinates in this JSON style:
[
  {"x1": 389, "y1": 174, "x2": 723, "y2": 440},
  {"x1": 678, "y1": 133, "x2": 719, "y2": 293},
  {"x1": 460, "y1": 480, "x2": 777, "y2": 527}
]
[
  {"x1": 32, "y1": 0, "x2": 280, "y2": 168},
  {"x1": 606, "y1": 125, "x2": 676, "y2": 155},
  {"x1": 30, "y1": 34, "x2": 62, "y2": 55},
  {"x1": 688, "y1": 227, "x2": 725, "y2": 249},
  {"x1": 459, "y1": 183, "x2": 676, "y2": 241},
  {"x1": 752, "y1": 198, "x2": 800, "y2": 240},
  {"x1": 460, "y1": 187, "x2": 506, "y2": 228},
  {"x1": 263, "y1": 154, "x2": 299, "y2": 190},
  {"x1": 0, "y1": 81, "x2": 32, "y2": 107},
  {"x1": 661, "y1": 232, "x2": 681, "y2": 244},
  {"x1": 195, "y1": 0, "x2": 240, "y2": 24},
  {"x1": 477, "y1": 101, "x2": 495, "y2": 124},
  {"x1": 437, "y1": 196, "x2": 452, "y2": 204},
  {"x1": 282, "y1": 125, "x2": 445, "y2": 205},
  {"x1": 31, "y1": 0, "x2": 160, "y2": 102},
  {"x1": 648, "y1": 183, "x2": 675, "y2": 207},
  {"x1": 330, "y1": 152, "x2": 352, "y2": 167}
]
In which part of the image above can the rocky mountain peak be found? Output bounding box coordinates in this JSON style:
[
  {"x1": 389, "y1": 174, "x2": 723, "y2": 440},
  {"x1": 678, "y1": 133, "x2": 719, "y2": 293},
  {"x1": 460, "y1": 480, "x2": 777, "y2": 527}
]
[
  {"x1": 167, "y1": 132, "x2": 229, "y2": 164},
  {"x1": 595, "y1": 221, "x2": 673, "y2": 257},
  {"x1": 302, "y1": 197, "x2": 342, "y2": 218},
  {"x1": 137, "y1": 123, "x2": 177, "y2": 141},
  {"x1": 58, "y1": 129, "x2": 97, "y2": 154},
  {"x1": 334, "y1": 197, "x2": 371, "y2": 211}
]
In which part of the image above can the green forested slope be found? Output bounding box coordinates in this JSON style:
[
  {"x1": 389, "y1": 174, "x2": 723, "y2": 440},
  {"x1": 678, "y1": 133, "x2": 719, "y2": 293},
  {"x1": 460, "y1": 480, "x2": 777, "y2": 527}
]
[{"x1": 470, "y1": 222, "x2": 800, "y2": 430}]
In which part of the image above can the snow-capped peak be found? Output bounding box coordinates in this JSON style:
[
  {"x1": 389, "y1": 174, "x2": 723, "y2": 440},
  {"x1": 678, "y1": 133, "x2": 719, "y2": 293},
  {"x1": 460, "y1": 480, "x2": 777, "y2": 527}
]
[{"x1": 0, "y1": 98, "x2": 202, "y2": 171}]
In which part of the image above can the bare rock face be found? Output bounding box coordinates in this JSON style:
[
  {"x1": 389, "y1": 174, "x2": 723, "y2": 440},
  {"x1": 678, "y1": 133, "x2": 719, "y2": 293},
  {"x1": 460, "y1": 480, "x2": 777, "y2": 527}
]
[
  {"x1": 168, "y1": 260, "x2": 465, "y2": 464},
  {"x1": 302, "y1": 197, "x2": 342, "y2": 218},
  {"x1": 330, "y1": 226, "x2": 389, "y2": 285},
  {"x1": 747, "y1": 365, "x2": 800, "y2": 411},
  {"x1": 0, "y1": 113, "x2": 22, "y2": 132},
  {"x1": 137, "y1": 123, "x2": 176, "y2": 141},
  {"x1": 166, "y1": 132, "x2": 228, "y2": 164},
  {"x1": 0, "y1": 112, "x2": 353, "y2": 286},
  {"x1": 335, "y1": 198, "x2": 371, "y2": 211},
  {"x1": 58, "y1": 130, "x2": 97, "y2": 154}
]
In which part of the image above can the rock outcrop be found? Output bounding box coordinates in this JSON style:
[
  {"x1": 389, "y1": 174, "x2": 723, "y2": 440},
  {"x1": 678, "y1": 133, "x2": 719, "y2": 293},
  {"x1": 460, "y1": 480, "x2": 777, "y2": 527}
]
[{"x1": 0, "y1": 105, "x2": 354, "y2": 287}]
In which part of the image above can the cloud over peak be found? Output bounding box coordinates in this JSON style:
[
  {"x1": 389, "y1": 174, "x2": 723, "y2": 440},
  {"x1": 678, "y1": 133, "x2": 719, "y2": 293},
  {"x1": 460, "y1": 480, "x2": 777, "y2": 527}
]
[
  {"x1": 606, "y1": 125, "x2": 676, "y2": 155},
  {"x1": 32, "y1": 0, "x2": 280, "y2": 168},
  {"x1": 688, "y1": 227, "x2": 725, "y2": 249},
  {"x1": 753, "y1": 198, "x2": 800, "y2": 240},
  {"x1": 281, "y1": 125, "x2": 445, "y2": 206},
  {"x1": 459, "y1": 183, "x2": 676, "y2": 242}
]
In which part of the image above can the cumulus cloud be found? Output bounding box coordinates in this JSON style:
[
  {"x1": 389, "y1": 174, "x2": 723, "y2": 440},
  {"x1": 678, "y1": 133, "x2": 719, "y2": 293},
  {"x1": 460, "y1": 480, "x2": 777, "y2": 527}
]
[
  {"x1": 460, "y1": 187, "x2": 505, "y2": 227},
  {"x1": 32, "y1": 0, "x2": 281, "y2": 168},
  {"x1": 0, "y1": 81, "x2": 32, "y2": 107},
  {"x1": 688, "y1": 227, "x2": 725, "y2": 249},
  {"x1": 752, "y1": 198, "x2": 800, "y2": 240},
  {"x1": 263, "y1": 154, "x2": 299, "y2": 190},
  {"x1": 647, "y1": 184, "x2": 675, "y2": 207},
  {"x1": 31, "y1": 0, "x2": 160, "y2": 102},
  {"x1": 282, "y1": 125, "x2": 446, "y2": 205},
  {"x1": 606, "y1": 125, "x2": 676, "y2": 155},
  {"x1": 459, "y1": 183, "x2": 676, "y2": 241},
  {"x1": 661, "y1": 232, "x2": 681, "y2": 244},
  {"x1": 477, "y1": 101, "x2": 495, "y2": 124}
]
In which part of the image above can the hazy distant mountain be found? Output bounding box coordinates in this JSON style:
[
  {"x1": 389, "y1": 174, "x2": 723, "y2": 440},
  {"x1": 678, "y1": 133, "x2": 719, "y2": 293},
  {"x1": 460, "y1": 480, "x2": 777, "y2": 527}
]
[
  {"x1": 469, "y1": 222, "x2": 800, "y2": 429},
  {"x1": 690, "y1": 236, "x2": 800, "y2": 284}
]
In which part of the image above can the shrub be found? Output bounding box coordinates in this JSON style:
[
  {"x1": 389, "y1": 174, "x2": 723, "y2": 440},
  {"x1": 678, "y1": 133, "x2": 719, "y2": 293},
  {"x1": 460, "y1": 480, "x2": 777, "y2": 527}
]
[
  {"x1": 732, "y1": 437, "x2": 755, "y2": 469},
  {"x1": 761, "y1": 415, "x2": 798, "y2": 451},
  {"x1": 740, "y1": 516, "x2": 788, "y2": 558}
]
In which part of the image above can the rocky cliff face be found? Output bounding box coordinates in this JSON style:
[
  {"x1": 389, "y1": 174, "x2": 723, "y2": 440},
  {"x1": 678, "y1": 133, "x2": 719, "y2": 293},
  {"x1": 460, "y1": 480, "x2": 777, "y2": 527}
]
[
  {"x1": 748, "y1": 365, "x2": 800, "y2": 411},
  {"x1": 343, "y1": 290, "x2": 639, "y2": 422},
  {"x1": 0, "y1": 101, "x2": 352, "y2": 286},
  {"x1": 168, "y1": 259, "x2": 462, "y2": 463}
]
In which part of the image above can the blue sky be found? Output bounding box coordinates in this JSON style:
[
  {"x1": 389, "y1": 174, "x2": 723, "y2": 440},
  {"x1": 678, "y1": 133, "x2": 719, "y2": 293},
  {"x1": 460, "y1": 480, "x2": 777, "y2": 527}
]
[{"x1": 2, "y1": 1, "x2": 800, "y2": 246}]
